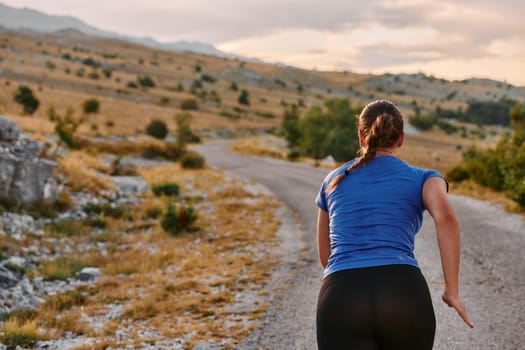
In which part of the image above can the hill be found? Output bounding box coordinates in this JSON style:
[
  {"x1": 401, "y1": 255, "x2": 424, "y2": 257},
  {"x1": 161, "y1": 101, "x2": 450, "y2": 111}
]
[{"x1": 1, "y1": 26, "x2": 524, "y2": 140}]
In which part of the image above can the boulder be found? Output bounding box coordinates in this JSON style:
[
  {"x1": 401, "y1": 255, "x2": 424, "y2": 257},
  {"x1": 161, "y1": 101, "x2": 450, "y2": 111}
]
[
  {"x1": 0, "y1": 116, "x2": 21, "y2": 142},
  {"x1": 0, "y1": 116, "x2": 58, "y2": 204}
]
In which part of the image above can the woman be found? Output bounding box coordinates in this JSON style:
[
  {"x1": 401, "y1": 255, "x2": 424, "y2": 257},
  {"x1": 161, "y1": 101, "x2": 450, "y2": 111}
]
[{"x1": 315, "y1": 100, "x2": 473, "y2": 350}]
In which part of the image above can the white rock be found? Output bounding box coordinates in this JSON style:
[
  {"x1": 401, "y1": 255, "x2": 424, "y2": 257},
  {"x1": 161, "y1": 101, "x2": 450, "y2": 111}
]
[{"x1": 76, "y1": 267, "x2": 101, "y2": 281}]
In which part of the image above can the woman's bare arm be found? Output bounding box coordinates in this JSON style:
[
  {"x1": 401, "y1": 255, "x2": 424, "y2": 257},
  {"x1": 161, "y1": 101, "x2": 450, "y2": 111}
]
[
  {"x1": 422, "y1": 177, "x2": 474, "y2": 328},
  {"x1": 317, "y1": 209, "x2": 330, "y2": 268}
]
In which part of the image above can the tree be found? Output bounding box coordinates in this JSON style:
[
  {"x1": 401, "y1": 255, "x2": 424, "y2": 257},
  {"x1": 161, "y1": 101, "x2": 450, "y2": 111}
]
[
  {"x1": 297, "y1": 98, "x2": 361, "y2": 161},
  {"x1": 457, "y1": 101, "x2": 525, "y2": 207},
  {"x1": 281, "y1": 104, "x2": 302, "y2": 148},
  {"x1": 82, "y1": 98, "x2": 100, "y2": 114},
  {"x1": 13, "y1": 85, "x2": 40, "y2": 115},
  {"x1": 238, "y1": 89, "x2": 250, "y2": 105}
]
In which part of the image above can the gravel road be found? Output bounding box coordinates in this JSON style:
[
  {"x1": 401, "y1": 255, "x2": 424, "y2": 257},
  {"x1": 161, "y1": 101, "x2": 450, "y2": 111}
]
[{"x1": 194, "y1": 141, "x2": 525, "y2": 350}]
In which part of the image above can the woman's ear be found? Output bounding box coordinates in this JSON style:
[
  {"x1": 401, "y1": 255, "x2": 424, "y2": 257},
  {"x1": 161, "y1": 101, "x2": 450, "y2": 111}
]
[{"x1": 397, "y1": 132, "x2": 405, "y2": 148}]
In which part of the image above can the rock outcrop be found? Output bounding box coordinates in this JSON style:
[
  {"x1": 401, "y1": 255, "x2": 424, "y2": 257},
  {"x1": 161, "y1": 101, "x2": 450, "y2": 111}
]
[{"x1": 0, "y1": 116, "x2": 57, "y2": 204}]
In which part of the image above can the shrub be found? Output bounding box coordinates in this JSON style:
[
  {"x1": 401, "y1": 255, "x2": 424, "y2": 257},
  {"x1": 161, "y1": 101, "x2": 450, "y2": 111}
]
[
  {"x1": 219, "y1": 111, "x2": 240, "y2": 120},
  {"x1": 230, "y1": 81, "x2": 238, "y2": 91},
  {"x1": 127, "y1": 81, "x2": 138, "y2": 89},
  {"x1": 82, "y1": 98, "x2": 100, "y2": 114},
  {"x1": 142, "y1": 142, "x2": 185, "y2": 161},
  {"x1": 13, "y1": 85, "x2": 40, "y2": 114},
  {"x1": 83, "y1": 202, "x2": 130, "y2": 219},
  {"x1": 152, "y1": 183, "x2": 180, "y2": 197},
  {"x1": 48, "y1": 107, "x2": 83, "y2": 148},
  {"x1": 201, "y1": 74, "x2": 216, "y2": 83},
  {"x1": 175, "y1": 113, "x2": 200, "y2": 144},
  {"x1": 446, "y1": 166, "x2": 470, "y2": 182},
  {"x1": 82, "y1": 57, "x2": 100, "y2": 68},
  {"x1": 180, "y1": 151, "x2": 206, "y2": 169},
  {"x1": 146, "y1": 119, "x2": 168, "y2": 139},
  {"x1": 408, "y1": 114, "x2": 435, "y2": 131},
  {"x1": 180, "y1": 98, "x2": 199, "y2": 110},
  {"x1": 137, "y1": 75, "x2": 155, "y2": 88},
  {"x1": 161, "y1": 202, "x2": 197, "y2": 235},
  {"x1": 238, "y1": 89, "x2": 250, "y2": 105}
]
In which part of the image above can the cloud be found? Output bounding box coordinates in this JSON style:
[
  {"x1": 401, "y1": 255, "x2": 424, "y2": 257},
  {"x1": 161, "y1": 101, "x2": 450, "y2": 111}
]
[{"x1": 4, "y1": 0, "x2": 525, "y2": 84}]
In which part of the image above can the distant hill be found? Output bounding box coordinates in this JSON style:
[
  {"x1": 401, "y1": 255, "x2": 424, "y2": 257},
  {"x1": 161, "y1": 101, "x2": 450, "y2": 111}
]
[{"x1": 0, "y1": 2, "x2": 259, "y2": 62}]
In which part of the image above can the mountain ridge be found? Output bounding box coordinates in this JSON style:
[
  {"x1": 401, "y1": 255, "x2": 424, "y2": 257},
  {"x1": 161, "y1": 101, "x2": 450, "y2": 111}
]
[{"x1": 0, "y1": 2, "x2": 260, "y2": 62}]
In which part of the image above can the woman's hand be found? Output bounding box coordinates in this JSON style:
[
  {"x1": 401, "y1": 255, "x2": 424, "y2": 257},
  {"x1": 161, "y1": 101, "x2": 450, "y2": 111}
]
[{"x1": 442, "y1": 291, "x2": 474, "y2": 328}]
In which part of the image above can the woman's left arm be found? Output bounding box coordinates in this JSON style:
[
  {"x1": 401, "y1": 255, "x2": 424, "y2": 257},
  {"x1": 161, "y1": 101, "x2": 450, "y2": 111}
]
[{"x1": 317, "y1": 209, "x2": 330, "y2": 268}]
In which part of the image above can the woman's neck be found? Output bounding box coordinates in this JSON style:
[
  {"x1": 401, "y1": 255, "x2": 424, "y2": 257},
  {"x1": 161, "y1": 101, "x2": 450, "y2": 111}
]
[{"x1": 375, "y1": 148, "x2": 397, "y2": 156}]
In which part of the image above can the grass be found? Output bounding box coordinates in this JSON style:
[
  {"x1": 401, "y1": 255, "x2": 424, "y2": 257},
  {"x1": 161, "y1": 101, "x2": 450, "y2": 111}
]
[
  {"x1": 4, "y1": 164, "x2": 282, "y2": 348},
  {"x1": 58, "y1": 151, "x2": 114, "y2": 195},
  {"x1": 230, "y1": 135, "x2": 288, "y2": 160},
  {"x1": 39, "y1": 256, "x2": 98, "y2": 281},
  {"x1": 0, "y1": 318, "x2": 43, "y2": 348}
]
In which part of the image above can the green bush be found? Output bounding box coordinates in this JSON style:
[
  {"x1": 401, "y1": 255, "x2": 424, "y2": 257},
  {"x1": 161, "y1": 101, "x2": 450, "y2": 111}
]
[
  {"x1": 47, "y1": 107, "x2": 83, "y2": 148},
  {"x1": 175, "y1": 113, "x2": 200, "y2": 144},
  {"x1": 408, "y1": 114, "x2": 435, "y2": 131},
  {"x1": 152, "y1": 183, "x2": 180, "y2": 197},
  {"x1": 201, "y1": 74, "x2": 216, "y2": 83},
  {"x1": 180, "y1": 151, "x2": 206, "y2": 169},
  {"x1": 138, "y1": 75, "x2": 155, "y2": 88},
  {"x1": 238, "y1": 89, "x2": 250, "y2": 105},
  {"x1": 290, "y1": 98, "x2": 361, "y2": 161},
  {"x1": 145, "y1": 119, "x2": 168, "y2": 139},
  {"x1": 180, "y1": 98, "x2": 199, "y2": 110},
  {"x1": 13, "y1": 85, "x2": 40, "y2": 115},
  {"x1": 161, "y1": 202, "x2": 197, "y2": 235},
  {"x1": 82, "y1": 98, "x2": 100, "y2": 114},
  {"x1": 142, "y1": 142, "x2": 185, "y2": 161},
  {"x1": 456, "y1": 101, "x2": 525, "y2": 207},
  {"x1": 83, "y1": 202, "x2": 130, "y2": 219},
  {"x1": 446, "y1": 166, "x2": 470, "y2": 182}
]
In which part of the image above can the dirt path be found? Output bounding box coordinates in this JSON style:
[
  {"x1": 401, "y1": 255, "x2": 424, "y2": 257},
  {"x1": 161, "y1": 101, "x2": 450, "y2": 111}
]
[{"x1": 194, "y1": 141, "x2": 525, "y2": 350}]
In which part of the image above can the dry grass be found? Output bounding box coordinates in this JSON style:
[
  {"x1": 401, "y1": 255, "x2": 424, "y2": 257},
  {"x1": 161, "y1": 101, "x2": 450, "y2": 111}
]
[
  {"x1": 230, "y1": 135, "x2": 288, "y2": 160},
  {"x1": 0, "y1": 318, "x2": 43, "y2": 348},
  {"x1": 58, "y1": 150, "x2": 114, "y2": 194},
  {"x1": 451, "y1": 180, "x2": 525, "y2": 216},
  {"x1": 22, "y1": 163, "x2": 281, "y2": 348}
]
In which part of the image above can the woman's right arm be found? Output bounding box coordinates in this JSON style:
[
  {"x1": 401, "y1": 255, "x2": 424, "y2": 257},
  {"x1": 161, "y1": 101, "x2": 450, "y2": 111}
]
[{"x1": 422, "y1": 176, "x2": 474, "y2": 328}]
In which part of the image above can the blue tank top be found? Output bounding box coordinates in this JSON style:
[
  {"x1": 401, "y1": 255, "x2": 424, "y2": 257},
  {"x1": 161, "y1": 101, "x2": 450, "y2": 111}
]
[{"x1": 315, "y1": 155, "x2": 447, "y2": 278}]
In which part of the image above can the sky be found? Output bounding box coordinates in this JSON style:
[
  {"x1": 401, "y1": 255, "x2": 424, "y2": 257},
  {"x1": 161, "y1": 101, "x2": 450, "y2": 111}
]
[{"x1": 3, "y1": 0, "x2": 525, "y2": 86}]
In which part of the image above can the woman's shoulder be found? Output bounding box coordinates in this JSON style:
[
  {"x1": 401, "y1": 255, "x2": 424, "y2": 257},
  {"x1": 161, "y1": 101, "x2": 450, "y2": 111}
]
[{"x1": 396, "y1": 159, "x2": 446, "y2": 182}]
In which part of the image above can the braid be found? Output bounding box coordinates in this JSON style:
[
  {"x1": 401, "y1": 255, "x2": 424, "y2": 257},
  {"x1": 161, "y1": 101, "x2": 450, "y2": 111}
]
[{"x1": 325, "y1": 101, "x2": 403, "y2": 194}]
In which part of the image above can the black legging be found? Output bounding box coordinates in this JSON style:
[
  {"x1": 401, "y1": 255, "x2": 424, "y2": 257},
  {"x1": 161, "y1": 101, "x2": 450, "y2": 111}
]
[{"x1": 317, "y1": 264, "x2": 435, "y2": 350}]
